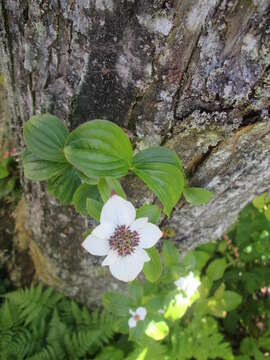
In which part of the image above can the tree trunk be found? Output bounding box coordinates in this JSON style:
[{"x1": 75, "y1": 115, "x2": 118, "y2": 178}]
[{"x1": 1, "y1": 0, "x2": 270, "y2": 305}]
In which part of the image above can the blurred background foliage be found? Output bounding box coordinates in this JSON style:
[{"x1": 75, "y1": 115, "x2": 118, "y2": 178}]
[{"x1": 0, "y1": 190, "x2": 269, "y2": 359}]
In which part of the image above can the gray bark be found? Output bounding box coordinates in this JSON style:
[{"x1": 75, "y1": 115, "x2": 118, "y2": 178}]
[{"x1": 1, "y1": 0, "x2": 270, "y2": 305}]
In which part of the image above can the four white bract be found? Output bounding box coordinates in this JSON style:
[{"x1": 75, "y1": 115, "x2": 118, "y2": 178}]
[{"x1": 82, "y1": 195, "x2": 162, "y2": 282}]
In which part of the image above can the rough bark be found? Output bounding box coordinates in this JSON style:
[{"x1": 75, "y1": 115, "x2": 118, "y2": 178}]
[{"x1": 0, "y1": 0, "x2": 270, "y2": 305}]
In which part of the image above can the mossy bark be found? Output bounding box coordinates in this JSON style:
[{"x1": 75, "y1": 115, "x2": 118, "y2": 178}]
[{"x1": 0, "y1": 0, "x2": 270, "y2": 305}]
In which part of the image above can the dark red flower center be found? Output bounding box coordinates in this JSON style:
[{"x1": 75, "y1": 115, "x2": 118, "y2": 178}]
[{"x1": 109, "y1": 225, "x2": 140, "y2": 256}]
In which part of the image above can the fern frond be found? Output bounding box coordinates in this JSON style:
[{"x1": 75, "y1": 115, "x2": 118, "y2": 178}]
[
  {"x1": 176, "y1": 316, "x2": 234, "y2": 360},
  {"x1": 4, "y1": 284, "x2": 63, "y2": 326},
  {"x1": 0, "y1": 300, "x2": 20, "y2": 329}
]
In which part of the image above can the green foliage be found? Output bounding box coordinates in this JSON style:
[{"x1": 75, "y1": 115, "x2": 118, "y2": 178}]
[
  {"x1": 182, "y1": 249, "x2": 211, "y2": 272},
  {"x1": 0, "y1": 151, "x2": 20, "y2": 200},
  {"x1": 206, "y1": 258, "x2": 227, "y2": 281},
  {"x1": 103, "y1": 292, "x2": 131, "y2": 317},
  {"x1": 86, "y1": 198, "x2": 103, "y2": 221},
  {"x1": 0, "y1": 162, "x2": 9, "y2": 178},
  {"x1": 0, "y1": 176, "x2": 16, "y2": 199},
  {"x1": 48, "y1": 164, "x2": 81, "y2": 205},
  {"x1": 100, "y1": 194, "x2": 269, "y2": 359},
  {"x1": 132, "y1": 147, "x2": 184, "y2": 215},
  {"x1": 64, "y1": 119, "x2": 132, "y2": 178},
  {"x1": 24, "y1": 114, "x2": 68, "y2": 163},
  {"x1": 97, "y1": 177, "x2": 126, "y2": 202},
  {"x1": 136, "y1": 204, "x2": 161, "y2": 224},
  {"x1": 145, "y1": 320, "x2": 169, "y2": 341},
  {"x1": 183, "y1": 186, "x2": 213, "y2": 205},
  {"x1": 162, "y1": 241, "x2": 179, "y2": 268},
  {"x1": 1, "y1": 195, "x2": 270, "y2": 359},
  {"x1": 72, "y1": 184, "x2": 101, "y2": 216},
  {"x1": 173, "y1": 317, "x2": 234, "y2": 360},
  {"x1": 143, "y1": 248, "x2": 162, "y2": 283},
  {"x1": 23, "y1": 114, "x2": 79, "y2": 205},
  {"x1": 0, "y1": 284, "x2": 117, "y2": 360},
  {"x1": 22, "y1": 114, "x2": 209, "y2": 218},
  {"x1": 22, "y1": 148, "x2": 68, "y2": 181}
]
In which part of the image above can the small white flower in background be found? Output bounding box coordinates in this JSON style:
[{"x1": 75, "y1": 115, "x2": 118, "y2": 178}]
[
  {"x1": 174, "y1": 271, "x2": 201, "y2": 298},
  {"x1": 158, "y1": 309, "x2": 164, "y2": 314},
  {"x1": 128, "y1": 307, "x2": 147, "y2": 328},
  {"x1": 82, "y1": 195, "x2": 162, "y2": 282}
]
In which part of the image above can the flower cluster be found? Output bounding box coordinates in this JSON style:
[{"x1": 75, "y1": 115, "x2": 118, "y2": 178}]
[{"x1": 82, "y1": 195, "x2": 162, "y2": 282}]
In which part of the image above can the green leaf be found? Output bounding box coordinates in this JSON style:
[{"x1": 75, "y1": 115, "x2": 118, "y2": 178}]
[
  {"x1": 64, "y1": 120, "x2": 132, "y2": 178},
  {"x1": 133, "y1": 150, "x2": 184, "y2": 215},
  {"x1": 207, "y1": 291, "x2": 241, "y2": 318},
  {"x1": 253, "y1": 193, "x2": 266, "y2": 209},
  {"x1": 265, "y1": 206, "x2": 270, "y2": 221},
  {"x1": 162, "y1": 241, "x2": 179, "y2": 267},
  {"x1": 129, "y1": 281, "x2": 143, "y2": 304},
  {"x1": 182, "y1": 250, "x2": 210, "y2": 272},
  {"x1": 0, "y1": 165, "x2": 9, "y2": 179},
  {"x1": 214, "y1": 283, "x2": 225, "y2": 299},
  {"x1": 145, "y1": 320, "x2": 169, "y2": 341},
  {"x1": 98, "y1": 177, "x2": 126, "y2": 202},
  {"x1": 0, "y1": 177, "x2": 16, "y2": 198},
  {"x1": 86, "y1": 198, "x2": 103, "y2": 221},
  {"x1": 164, "y1": 291, "x2": 189, "y2": 321},
  {"x1": 143, "y1": 248, "x2": 162, "y2": 283},
  {"x1": 223, "y1": 311, "x2": 239, "y2": 335},
  {"x1": 133, "y1": 147, "x2": 182, "y2": 168},
  {"x1": 254, "y1": 348, "x2": 265, "y2": 360},
  {"x1": 72, "y1": 184, "x2": 101, "y2": 215},
  {"x1": 207, "y1": 299, "x2": 227, "y2": 318},
  {"x1": 197, "y1": 277, "x2": 213, "y2": 299},
  {"x1": 94, "y1": 346, "x2": 124, "y2": 360},
  {"x1": 77, "y1": 170, "x2": 99, "y2": 185},
  {"x1": 258, "y1": 336, "x2": 270, "y2": 351},
  {"x1": 181, "y1": 251, "x2": 196, "y2": 270},
  {"x1": 240, "y1": 338, "x2": 256, "y2": 355},
  {"x1": 183, "y1": 187, "x2": 213, "y2": 205},
  {"x1": 136, "y1": 204, "x2": 161, "y2": 224},
  {"x1": 129, "y1": 319, "x2": 147, "y2": 341},
  {"x1": 102, "y1": 292, "x2": 131, "y2": 317},
  {"x1": 48, "y1": 165, "x2": 81, "y2": 204},
  {"x1": 206, "y1": 258, "x2": 227, "y2": 281},
  {"x1": 222, "y1": 291, "x2": 242, "y2": 311},
  {"x1": 197, "y1": 242, "x2": 217, "y2": 254},
  {"x1": 22, "y1": 148, "x2": 68, "y2": 181},
  {"x1": 23, "y1": 114, "x2": 68, "y2": 162},
  {"x1": 125, "y1": 342, "x2": 166, "y2": 360},
  {"x1": 217, "y1": 240, "x2": 227, "y2": 254}
]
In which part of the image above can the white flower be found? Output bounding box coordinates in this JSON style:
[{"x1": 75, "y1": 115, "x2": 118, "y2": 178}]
[
  {"x1": 174, "y1": 272, "x2": 200, "y2": 298},
  {"x1": 128, "y1": 307, "x2": 147, "y2": 328},
  {"x1": 158, "y1": 309, "x2": 164, "y2": 314},
  {"x1": 82, "y1": 195, "x2": 162, "y2": 282}
]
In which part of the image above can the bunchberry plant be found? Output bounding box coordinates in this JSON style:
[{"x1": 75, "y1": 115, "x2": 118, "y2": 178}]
[{"x1": 22, "y1": 113, "x2": 213, "y2": 282}]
